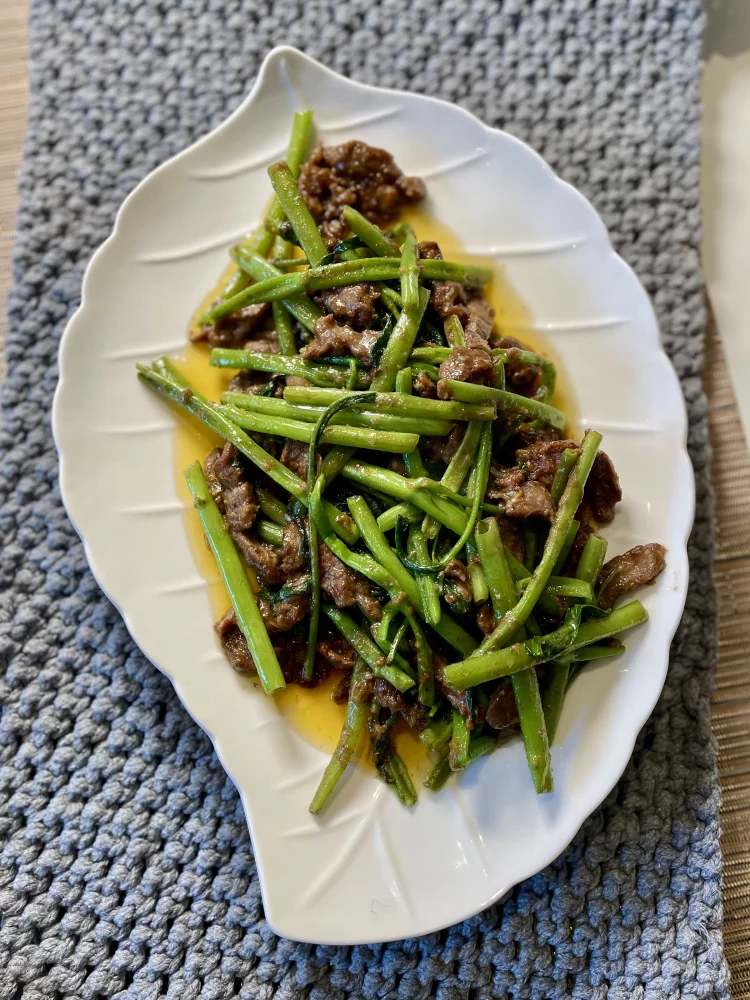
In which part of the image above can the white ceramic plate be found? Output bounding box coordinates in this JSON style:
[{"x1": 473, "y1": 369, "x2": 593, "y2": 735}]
[{"x1": 52, "y1": 46, "x2": 693, "y2": 945}]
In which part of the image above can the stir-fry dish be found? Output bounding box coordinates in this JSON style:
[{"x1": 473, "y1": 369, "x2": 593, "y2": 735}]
[{"x1": 137, "y1": 111, "x2": 667, "y2": 813}]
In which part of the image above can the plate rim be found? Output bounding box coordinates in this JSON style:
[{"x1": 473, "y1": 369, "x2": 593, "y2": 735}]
[{"x1": 51, "y1": 44, "x2": 695, "y2": 944}]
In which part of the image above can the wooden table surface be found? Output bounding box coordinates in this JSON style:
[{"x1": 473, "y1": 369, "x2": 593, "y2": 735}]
[{"x1": 1, "y1": 5, "x2": 748, "y2": 994}]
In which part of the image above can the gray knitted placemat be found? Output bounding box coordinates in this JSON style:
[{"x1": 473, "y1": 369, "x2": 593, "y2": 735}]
[{"x1": 0, "y1": 1, "x2": 728, "y2": 998}]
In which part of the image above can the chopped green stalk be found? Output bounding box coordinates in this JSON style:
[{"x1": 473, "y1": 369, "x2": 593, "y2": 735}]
[
  {"x1": 183, "y1": 462, "x2": 285, "y2": 695},
  {"x1": 475, "y1": 517, "x2": 553, "y2": 792},
  {"x1": 309, "y1": 658, "x2": 368, "y2": 813},
  {"x1": 222, "y1": 391, "x2": 453, "y2": 436},
  {"x1": 466, "y1": 542, "x2": 489, "y2": 603},
  {"x1": 323, "y1": 605, "x2": 415, "y2": 692},
  {"x1": 256, "y1": 486, "x2": 287, "y2": 525},
  {"x1": 384, "y1": 752, "x2": 418, "y2": 806},
  {"x1": 523, "y1": 526, "x2": 538, "y2": 572},
  {"x1": 386, "y1": 619, "x2": 409, "y2": 664},
  {"x1": 420, "y1": 717, "x2": 454, "y2": 753},
  {"x1": 570, "y1": 643, "x2": 624, "y2": 662},
  {"x1": 342, "y1": 206, "x2": 400, "y2": 256},
  {"x1": 552, "y1": 520, "x2": 579, "y2": 576},
  {"x1": 515, "y1": 574, "x2": 594, "y2": 602},
  {"x1": 575, "y1": 533, "x2": 609, "y2": 586},
  {"x1": 399, "y1": 231, "x2": 420, "y2": 312},
  {"x1": 283, "y1": 385, "x2": 495, "y2": 422},
  {"x1": 449, "y1": 709, "x2": 471, "y2": 770},
  {"x1": 381, "y1": 286, "x2": 403, "y2": 317},
  {"x1": 210, "y1": 348, "x2": 366, "y2": 388},
  {"x1": 371, "y1": 287, "x2": 430, "y2": 391},
  {"x1": 505, "y1": 547, "x2": 530, "y2": 582},
  {"x1": 410, "y1": 528, "x2": 442, "y2": 626},
  {"x1": 256, "y1": 519, "x2": 284, "y2": 546},
  {"x1": 204, "y1": 111, "x2": 313, "y2": 310},
  {"x1": 404, "y1": 607, "x2": 434, "y2": 707},
  {"x1": 468, "y1": 734, "x2": 498, "y2": 762},
  {"x1": 343, "y1": 461, "x2": 468, "y2": 535},
  {"x1": 550, "y1": 448, "x2": 578, "y2": 504},
  {"x1": 424, "y1": 749, "x2": 452, "y2": 791},
  {"x1": 230, "y1": 251, "x2": 322, "y2": 332},
  {"x1": 320, "y1": 446, "x2": 357, "y2": 483},
  {"x1": 137, "y1": 360, "x2": 357, "y2": 545},
  {"x1": 444, "y1": 600, "x2": 648, "y2": 689},
  {"x1": 220, "y1": 404, "x2": 418, "y2": 454},
  {"x1": 477, "y1": 431, "x2": 603, "y2": 653},
  {"x1": 272, "y1": 300, "x2": 297, "y2": 356},
  {"x1": 345, "y1": 495, "x2": 477, "y2": 656},
  {"x1": 440, "y1": 380, "x2": 567, "y2": 430},
  {"x1": 444, "y1": 315, "x2": 465, "y2": 347},
  {"x1": 422, "y1": 421, "x2": 483, "y2": 539},
  {"x1": 268, "y1": 161, "x2": 328, "y2": 266},
  {"x1": 395, "y1": 366, "x2": 413, "y2": 396},
  {"x1": 542, "y1": 661, "x2": 570, "y2": 745}
]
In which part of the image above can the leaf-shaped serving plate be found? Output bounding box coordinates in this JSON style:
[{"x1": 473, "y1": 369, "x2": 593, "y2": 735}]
[{"x1": 52, "y1": 47, "x2": 693, "y2": 945}]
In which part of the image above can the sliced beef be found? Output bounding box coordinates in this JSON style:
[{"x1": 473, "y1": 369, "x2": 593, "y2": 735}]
[
  {"x1": 319, "y1": 283, "x2": 380, "y2": 329},
  {"x1": 317, "y1": 631, "x2": 358, "y2": 671},
  {"x1": 280, "y1": 521, "x2": 306, "y2": 576},
  {"x1": 516, "y1": 439, "x2": 580, "y2": 492},
  {"x1": 584, "y1": 451, "x2": 622, "y2": 523},
  {"x1": 433, "y1": 653, "x2": 472, "y2": 721},
  {"x1": 227, "y1": 369, "x2": 282, "y2": 395},
  {"x1": 431, "y1": 281, "x2": 469, "y2": 322},
  {"x1": 373, "y1": 679, "x2": 426, "y2": 730},
  {"x1": 214, "y1": 609, "x2": 255, "y2": 673},
  {"x1": 477, "y1": 602, "x2": 497, "y2": 638},
  {"x1": 487, "y1": 464, "x2": 555, "y2": 520},
  {"x1": 301, "y1": 314, "x2": 381, "y2": 365},
  {"x1": 418, "y1": 240, "x2": 443, "y2": 260},
  {"x1": 495, "y1": 335, "x2": 541, "y2": 393},
  {"x1": 437, "y1": 347, "x2": 494, "y2": 390},
  {"x1": 597, "y1": 543, "x2": 667, "y2": 610},
  {"x1": 192, "y1": 302, "x2": 271, "y2": 348},
  {"x1": 412, "y1": 371, "x2": 438, "y2": 398},
  {"x1": 564, "y1": 522, "x2": 593, "y2": 575},
  {"x1": 280, "y1": 439, "x2": 310, "y2": 481},
  {"x1": 423, "y1": 424, "x2": 465, "y2": 466},
  {"x1": 232, "y1": 534, "x2": 284, "y2": 585},
  {"x1": 203, "y1": 443, "x2": 259, "y2": 532},
  {"x1": 497, "y1": 516, "x2": 526, "y2": 565},
  {"x1": 298, "y1": 140, "x2": 425, "y2": 247},
  {"x1": 445, "y1": 558, "x2": 472, "y2": 604},
  {"x1": 464, "y1": 297, "x2": 495, "y2": 348},
  {"x1": 508, "y1": 425, "x2": 565, "y2": 449},
  {"x1": 257, "y1": 589, "x2": 311, "y2": 633},
  {"x1": 331, "y1": 670, "x2": 353, "y2": 704},
  {"x1": 486, "y1": 678, "x2": 519, "y2": 730},
  {"x1": 319, "y1": 543, "x2": 381, "y2": 619}
]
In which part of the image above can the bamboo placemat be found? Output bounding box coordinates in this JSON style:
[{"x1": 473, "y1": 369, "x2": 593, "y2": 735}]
[{"x1": 0, "y1": 6, "x2": 747, "y2": 994}]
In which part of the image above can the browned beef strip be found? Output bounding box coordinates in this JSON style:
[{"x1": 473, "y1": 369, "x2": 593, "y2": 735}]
[
  {"x1": 203, "y1": 446, "x2": 227, "y2": 512},
  {"x1": 317, "y1": 631, "x2": 358, "y2": 671},
  {"x1": 301, "y1": 314, "x2": 381, "y2": 365},
  {"x1": 412, "y1": 371, "x2": 438, "y2": 398},
  {"x1": 584, "y1": 451, "x2": 622, "y2": 523},
  {"x1": 486, "y1": 678, "x2": 519, "y2": 730},
  {"x1": 597, "y1": 543, "x2": 667, "y2": 610},
  {"x1": 257, "y1": 589, "x2": 311, "y2": 634},
  {"x1": 298, "y1": 140, "x2": 425, "y2": 248},
  {"x1": 232, "y1": 534, "x2": 284, "y2": 585},
  {"x1": 433, "y1": 653, "x2": 473, "y2": 722},
  {"x1": 214, "y1": 609, "x2": 255, "y2": 673},
  {"x1": 516, "y1": 439, "x2": 581, "y2": 492},
  {"x1": 280, "y1": 521, "x2": 306, "y2": 576},
  {"x1": 464, "y1": 297, "x2": 495, "y2": 347},
  {"x1": 476, "y1": 602, "x2": 497, "y2": 638},
  {"x1": 509, "y1": 426, "x2": 565, "y2": 449},
  {"x1": 430, "y1": 281, "x2": 469, "y2": 322},
  {"x1": 227, "y1": 370, "x2": 281, "y2": 395},
  {"x1": 203, "y1": 443, "x2": 259, "y2": 532},
  {"x1": 319, "y1": 542, "x2": 381, "y2": 619},
  {"x1": 319, "y1": 283, "x2": 380, "y2": 329},
  {"x1": 564, "y1": 522, "x2": 593, "y2": 575},
  {"x1": 280, "y1": 439, "x2": 310, "y2": 481},
  {"x1": 437, "y1": 347, "x2": 494, "y2": 390},
  {"x1": 445, "y1": 558, "x2": 472, "y2": 603},
  {"x1": 192, "y1": 303, "x2": 271, "y2": 348},
  {"x1": 494, "y1": 335, "x2": 541, "y2": 393},
  {"x1": 487, "y1": 464, "x2": 555, "y2": 520},
  {"x1": 423, "y1": 422, "x2": 466, "y2": 466},
  {"x1": 497, "y1": 516, "x2": 526, "y2": 565},
  {"x1": 418, "y1": 240, "x2": 443, "y2": 260},
  {"x1": 373, "y1": 679, "x2": 426, "y2": 731},
  {"x1": 331, "y1": 670, "x2": 353, "y2": 704}
]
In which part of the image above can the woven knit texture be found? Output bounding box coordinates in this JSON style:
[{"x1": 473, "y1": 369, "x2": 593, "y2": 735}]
[{"x1": 0, "y1": 1, "x2": 727, "y2": 998}]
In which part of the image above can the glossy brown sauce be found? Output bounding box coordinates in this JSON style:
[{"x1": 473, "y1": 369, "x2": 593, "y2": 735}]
[{"x1": 171, "y1": 208, "x2": 576, "y2": 779}]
